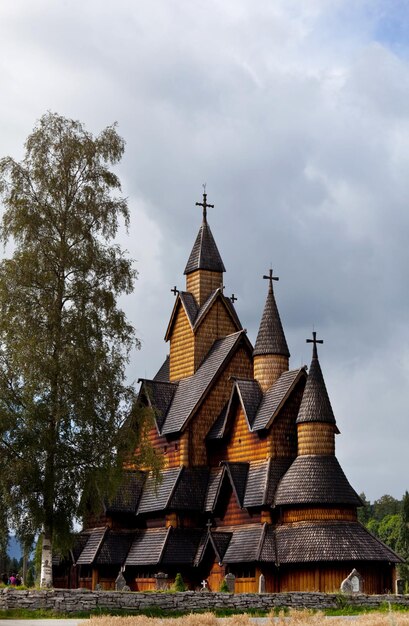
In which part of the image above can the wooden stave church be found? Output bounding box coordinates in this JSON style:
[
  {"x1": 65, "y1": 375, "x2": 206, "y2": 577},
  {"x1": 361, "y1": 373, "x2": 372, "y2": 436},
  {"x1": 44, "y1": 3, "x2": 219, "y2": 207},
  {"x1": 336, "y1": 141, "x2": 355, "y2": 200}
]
[{"x1": 54, "y1": 193, "x2": 401, "y2": 593}]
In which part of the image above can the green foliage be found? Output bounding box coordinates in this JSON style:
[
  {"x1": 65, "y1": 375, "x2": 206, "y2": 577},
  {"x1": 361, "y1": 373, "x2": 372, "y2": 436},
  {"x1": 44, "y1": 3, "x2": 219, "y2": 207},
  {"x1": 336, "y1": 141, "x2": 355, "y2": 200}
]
[
  {"x1": 172, "y1": 573, "x2": 187, "y2": 592},
  {"x1": 25, "y1": 565, "x2": 34, "y2": 587},
  {"x1": 219, "y1": 578, "x2": 230, "y2": 593},
  {"x1": 0, "y1": 112, "x2": 158, "y2": 583}
]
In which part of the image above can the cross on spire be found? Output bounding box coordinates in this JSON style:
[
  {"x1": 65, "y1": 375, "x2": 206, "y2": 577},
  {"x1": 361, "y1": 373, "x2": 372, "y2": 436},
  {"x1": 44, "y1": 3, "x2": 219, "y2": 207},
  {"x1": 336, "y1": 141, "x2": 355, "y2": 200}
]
[
  {"x1": 263, "y1": 268, "x2": 279, "y2": 289},
  {"x1": 195, "y1": 183, "x2": 214, "y2": 222},
  {"x1": 230, "y1": 294, "x2": 237, "y2": 303},
  {"x1": 171, "y1": 286, "x2": 179, "y2": 296},
  {"x1": 306, "y1": 330, "x2": 323, "y2": 358}
]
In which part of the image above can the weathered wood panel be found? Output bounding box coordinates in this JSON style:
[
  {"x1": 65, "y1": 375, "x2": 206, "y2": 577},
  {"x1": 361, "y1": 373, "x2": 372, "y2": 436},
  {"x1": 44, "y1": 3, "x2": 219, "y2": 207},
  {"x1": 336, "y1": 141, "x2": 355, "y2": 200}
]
[
  {"x1": 235, "y1": 577, "x2": 256, "y2": 592},
  {"x1": 186, "y1": 270, "x2": 223, "y2": 307},
  {"x1": 254, "y1": 354, "x2": 289, "y2": 392},
  {"x1": 269, "y1": 379, "x2": 304, "y2": 458},
  {"x1": 169, "y1": 306, "x2": 195, "y2": 382},
  {"x1": 219, "y1": 403, "x2": 269, "y2": 463},
  {"x1": 195, "y1": 300, "x2": 238, "y2": 370},
  {"x1": 215, "y1": 488, "x2": 260, "y2": 526},
  {"x1": 282, "y1": 507, "x2": 357, "y2": 523},
  {"x1": 134, "y1": 577, "x2": 156, "y2": 591},
  {"x1": 143, "y1": 423, "x2": 181, "y2": 469},
  {"x1": 207, "y1": 561, "x2": 225, "y2": 592},
  {"x1": 189, "y1": 346, "x2": 253, "y2": 466},
  {"x1": 297, "y1": 422, "x2": 335, "y2": 456}
]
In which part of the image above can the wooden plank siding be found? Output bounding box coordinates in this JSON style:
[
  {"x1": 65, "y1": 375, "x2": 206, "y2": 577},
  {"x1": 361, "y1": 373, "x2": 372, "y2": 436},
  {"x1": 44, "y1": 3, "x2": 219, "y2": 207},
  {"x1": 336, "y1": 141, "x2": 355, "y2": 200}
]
[
  {"x1": 195, "y1": 300, "x2": 238, "y2": 370},
  {"x1": 282, "y1": 507, "x2": 357, "y2": 523},
  {"x1": 215, "y1": 488, "x2": 260, "y2": 526},
  {"x1": 169, "y1": 306, "x2": 195, "y2": 382},
  {"x1": 186, "y1": 270, "x2": 223, "y2": 307},
  {"x1": 297, "y1": 422, "x2": 335, "y2": 456},
  {"x1": 269, "y1": 379, "x2": 304, "y2": 458},
  {"x1": 277, "y1": 563, "x2": 394, "y2": 594},
  {"x1": 253, "y1": 354, "x2": 289, "y2": 392},
  {"x1": 188, "y1": 346, "x2": 253, "y2": 466},
  {"x1": 217, "y1": 403, "x2": 269, "y2": 463}
]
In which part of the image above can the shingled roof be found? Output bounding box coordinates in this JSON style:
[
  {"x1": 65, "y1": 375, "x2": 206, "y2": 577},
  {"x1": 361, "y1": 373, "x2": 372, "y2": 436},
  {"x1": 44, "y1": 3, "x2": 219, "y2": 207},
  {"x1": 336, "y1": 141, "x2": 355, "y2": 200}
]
[
  {"x1": 137, "y1": 466, "x2": 183, "y2": 514},
  {"x1": 138, "y1": 379, "x2": 177, "y2": 430},
  {"x1": 162, "y1": 528, "x2": 204, "y2": 565},
  {"x1": 125, "y1": 528, "x2": 170, "y2": 566},
  {"x1": 95, "y1": 530, "x2": 135, "y2": 566},
  {"x1": 296, "y1": 342, "x2": 336, "y2": 426},
  {"x1": 153, "y1": 355, "x2": 170, "y2": 382},
  {"x1": 223, "y1": 462, "x2": 249, "y2": 507},
  {"x1": 184, "y1": 217, "x2": 226, "y2": 275},
  {"x1": 252, "y1": 368, "x2": 306, "y2": 431},
  {"x1": 105, "y1": 471, "x2": 146, "y2": 514},
  {"x1": 243, "y1": 457, "x2": 293, "y2": 508},
  {"x1": 169, "y1": 467, "x2": 210, "y2": 511},
  {"x1": 275, "y1": 455, "x2": 362, "y2": 507},
  {"x1": 274, "y1": 521, "x2": 403, "y2": 564},
  {"x1": 161, "y1": 331, "x2": 250, "y2": 435},
  {"x1": 165, "y1": 289, "x2": 242, "y2": 341},
  {"x1": 253, "y1": 280, "x2": 290, "y2": 357},
  {"x1": 204, "y1": 466, "x2": 226, "y2": 512},
  {"x1": 76, "y1": 527, "x2": 107, "y2": 565},
  {"x1": 221, "y1": 524, "x2": 266, "y2": 563}
]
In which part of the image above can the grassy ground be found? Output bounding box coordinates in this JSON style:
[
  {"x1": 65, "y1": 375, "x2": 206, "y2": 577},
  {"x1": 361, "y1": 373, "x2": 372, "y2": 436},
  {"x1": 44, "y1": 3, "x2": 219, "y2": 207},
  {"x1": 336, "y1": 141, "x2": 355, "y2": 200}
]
[{"x1": 76, "y1": 611, "x2": 409, "y2": 626}]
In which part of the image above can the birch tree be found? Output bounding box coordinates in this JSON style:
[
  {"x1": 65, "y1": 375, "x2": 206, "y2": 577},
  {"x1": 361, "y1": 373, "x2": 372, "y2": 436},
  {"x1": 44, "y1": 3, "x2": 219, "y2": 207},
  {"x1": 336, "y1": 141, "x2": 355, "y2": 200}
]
[{"x1": 0, "y1": 112, "x2": 149, "y2": 586}]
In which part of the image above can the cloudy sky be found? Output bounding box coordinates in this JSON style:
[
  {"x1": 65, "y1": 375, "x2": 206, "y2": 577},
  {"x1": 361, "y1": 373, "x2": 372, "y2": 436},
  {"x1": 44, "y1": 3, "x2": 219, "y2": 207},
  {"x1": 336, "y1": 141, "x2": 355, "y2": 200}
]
[{"x1": 1, "y1": 0, "x2": 409, "y2": 502}]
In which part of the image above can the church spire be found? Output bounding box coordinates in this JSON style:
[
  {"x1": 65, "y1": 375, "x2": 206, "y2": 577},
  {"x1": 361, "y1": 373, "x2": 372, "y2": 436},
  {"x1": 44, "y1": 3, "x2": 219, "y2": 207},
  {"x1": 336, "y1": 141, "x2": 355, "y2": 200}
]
[
  {"x1": 296, "y1": 331, "x2": 338, "y2": 456},
  {"x1": 184, "y1": 188, "x2": 225, "y2": 306},
  {"x1": 184, "y1": 188, "x2": 226, "y2": 276},
  {"x1": 253, "y1": 269, "x2": 290, "y2": 391},
  {"x1": 296, "y1": 332, "x2": 336, "y2": 426}
]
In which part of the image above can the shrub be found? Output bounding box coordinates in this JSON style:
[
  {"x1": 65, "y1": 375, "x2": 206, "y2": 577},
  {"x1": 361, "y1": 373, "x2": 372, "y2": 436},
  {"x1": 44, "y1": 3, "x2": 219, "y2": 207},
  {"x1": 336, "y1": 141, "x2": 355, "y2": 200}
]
[
  {"x1": 172, "y1": 573, "x2": 186, "y2": 592},
  {"x1": 219, "y1": 579, "x2": 230, "y2": 593}
]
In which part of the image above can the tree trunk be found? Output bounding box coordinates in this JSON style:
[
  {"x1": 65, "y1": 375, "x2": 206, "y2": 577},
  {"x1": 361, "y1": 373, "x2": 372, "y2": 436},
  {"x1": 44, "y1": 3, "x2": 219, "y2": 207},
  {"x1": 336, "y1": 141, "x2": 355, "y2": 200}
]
[{"x1": 40, "y1": 528, "x2": 53, "y2": 588}]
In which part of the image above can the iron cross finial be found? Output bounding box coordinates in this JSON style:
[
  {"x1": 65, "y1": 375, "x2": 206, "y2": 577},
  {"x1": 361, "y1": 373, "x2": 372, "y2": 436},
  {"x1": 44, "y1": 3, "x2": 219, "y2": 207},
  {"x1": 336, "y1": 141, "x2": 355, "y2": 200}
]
[
  {"x1": 230, "y1": 294, "x2": 237, "y2": 303},
  {"x1": 171, "y1": 286, "x2": 179, "y2": 296},
  {"x1": 263, "y1": 268, "x2": 279, "y2": 288},
  {"x1": 306, "y1": 330, "x2": 323, "y2": 358},
  {"x1": 195, "y1": 184, "x2": 214, "y2": 222}
]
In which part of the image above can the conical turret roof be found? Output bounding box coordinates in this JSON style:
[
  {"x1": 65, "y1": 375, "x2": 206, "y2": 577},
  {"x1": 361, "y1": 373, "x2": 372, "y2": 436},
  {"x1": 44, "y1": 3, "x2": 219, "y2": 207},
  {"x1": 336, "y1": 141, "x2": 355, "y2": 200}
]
[
  {"x1": 184, "y1": 216, "x2": 225, "y2": 275},
  {"x1": 253, "y1": 276, "x2": 290, "y2": 357},
  {"x1": 296, "y1": 334, "x2": 336, "y2": 425}
]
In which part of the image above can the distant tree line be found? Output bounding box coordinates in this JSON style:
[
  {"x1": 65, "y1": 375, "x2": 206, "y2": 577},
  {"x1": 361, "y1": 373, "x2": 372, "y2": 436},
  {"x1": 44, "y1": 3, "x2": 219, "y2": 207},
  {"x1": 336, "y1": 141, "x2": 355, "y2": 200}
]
[{"x1": 359, "y1": 491, "x2": 409, "y2": 591}]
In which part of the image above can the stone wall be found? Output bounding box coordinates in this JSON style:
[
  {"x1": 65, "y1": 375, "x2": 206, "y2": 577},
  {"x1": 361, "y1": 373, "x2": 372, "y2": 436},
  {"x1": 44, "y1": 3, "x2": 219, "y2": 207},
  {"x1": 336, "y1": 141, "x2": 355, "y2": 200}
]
[{"x1": 1, "y1": 589, "x2": 409, "y2": 613}]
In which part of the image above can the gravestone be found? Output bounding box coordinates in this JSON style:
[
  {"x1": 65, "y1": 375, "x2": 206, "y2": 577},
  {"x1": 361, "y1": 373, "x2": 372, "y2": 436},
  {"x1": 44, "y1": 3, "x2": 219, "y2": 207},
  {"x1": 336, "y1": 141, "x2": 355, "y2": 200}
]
[
  {"x1": 200, "y1": 579, "x2": 210, "y2": 592},
  {"x1": 396, "y1": 579, "x2": 405, "y2": 595},
  {"x1": 340, "y1": 568, "x2": 363, "y2": 594},
  {"x1": 95, "y1": 583, "x2": 102, "y2": 591},
  {"x1": 258, "y1": 573, "x2": 266, "y2": 593},
  {"x1": 155, "y1": 572, "x2": 169, "y2": 590},
  {"x1": 115, "y1": 571, "x2": 127, "y2": 591},
  {"x1": 225, "y1": 573, "x2": 236, "y2": 593}
]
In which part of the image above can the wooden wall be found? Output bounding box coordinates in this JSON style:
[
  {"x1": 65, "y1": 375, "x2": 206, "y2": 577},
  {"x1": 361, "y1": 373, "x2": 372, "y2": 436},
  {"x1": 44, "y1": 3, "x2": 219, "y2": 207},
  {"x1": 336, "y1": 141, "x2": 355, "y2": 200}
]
[
  {"x1": 282, "y1": 507, "x2": 357, "y2": 523},
  {"x1": 186, "y1": 270, "x2": 223, "y2": 307},
  {"x1": 215, "y1": 486, "x2": 260, "y2": 526},
  {"x1": 269, "y1": 379, "x2": 304, "y2": 458},
  {"x1": 195, "y1": 300, "x2": 238, "y2": 370},
  {"x1": 169, "y1": 306, "x2": 195, "y2": 382},
  {"x1": 188, "y1": 346, "x2": 253, "y2": 466},
  {"x1": 297, "y1": 422, "x2": 335, "y2": 456},
  {"x1": 254, "y1": 354, "x2": 289, "y2": 392},
  {"x1": 218, "y1": 403, "x2": 269, "y2": 463}
]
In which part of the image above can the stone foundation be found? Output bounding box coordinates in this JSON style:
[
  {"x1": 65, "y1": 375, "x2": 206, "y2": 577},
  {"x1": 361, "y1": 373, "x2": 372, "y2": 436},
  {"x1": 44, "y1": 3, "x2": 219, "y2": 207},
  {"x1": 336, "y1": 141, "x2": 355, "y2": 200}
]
[{"x1": 0, "y1": 589, "x2": 409, "y2": 613}]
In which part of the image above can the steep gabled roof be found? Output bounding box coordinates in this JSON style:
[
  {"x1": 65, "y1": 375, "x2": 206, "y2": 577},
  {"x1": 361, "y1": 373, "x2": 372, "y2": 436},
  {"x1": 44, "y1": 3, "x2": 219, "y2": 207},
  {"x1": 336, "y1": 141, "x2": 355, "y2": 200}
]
[
  {"x1": 153, "y1": 355, "x2": 170, "y2": 382},
  {"x1": 194, "y1": 529, "x2": 232, "y2": 566},
  {"x1": 165, "y1": 289, "x2": 242, "y2": 342},
  {"x1": 184, "y1": 218, "x2": 226, "y2": 275},
  {"x1": 105, "y1": 471, "x2": 146, "y2": 515},
  {"x1": 95, "y1": 530, "x2": 135, "y2": 566},
  {"x1": 296, "y1": 343, "x2": 337, "y2": 426},
  {"x1": 125, "y1": 527, "x2": 170, "y2": 566},
  {"x1": 76, "y1": 527, "x2": 107, "y2": 565},
  {"x1": 233, "y1": 379, "x2": 263, "y2": 429},
  {"x1": 204, "y1": 466, "x2": 226, "y2": 512},
  {"x1": 254, "y1": 280, "x2": 290, "y2": 357},
  {"x1": 138, "y1": 379, "x2": 178, "y2": 431},
  {"x1": 161, "y1": 331, "x2": 251, "y2": 435},
  {"x1": 221, "y1": 524, "x2": 266, "y2": 563},
  {"x1": 243, "y1": 457, "x2": 294, "y2": 508},
  {"x1": 252, "y1": 368, "x2": 306, "y2": 431},
  {"x1": 223, "y1": 462, "x2": 249, "y2": 507},
  {"x1": 274, "y1": 521, "x2": 403, "y2": 564},
  {"x1": 274, "y1": 455, "x2": 362, "y2": 507},
  {"x1": 137, "y1": 466, "x2": 183, "y2": 514},
  {"x1": 169, "y1": 467, "x2": 210, "y2": 511},
  {"x1": 162, "y1": 528, "x2": 204, "y2": 565}
]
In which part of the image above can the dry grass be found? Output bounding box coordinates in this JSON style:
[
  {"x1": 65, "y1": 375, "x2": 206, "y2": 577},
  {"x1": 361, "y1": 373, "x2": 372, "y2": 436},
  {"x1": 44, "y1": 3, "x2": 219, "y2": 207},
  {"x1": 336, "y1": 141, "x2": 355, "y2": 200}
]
[{"x1": 77, "y1": 609, "x2": 409, "y2": 626}]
